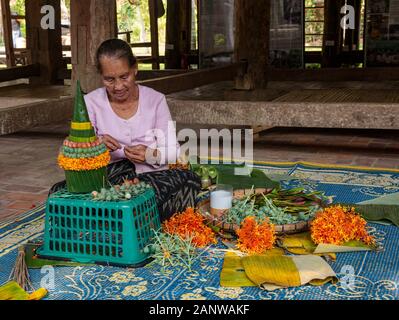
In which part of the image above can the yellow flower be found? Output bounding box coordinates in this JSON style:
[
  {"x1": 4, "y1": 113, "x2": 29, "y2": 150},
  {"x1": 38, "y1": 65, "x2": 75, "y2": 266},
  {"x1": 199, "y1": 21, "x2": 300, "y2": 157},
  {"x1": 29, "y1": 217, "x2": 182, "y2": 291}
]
[
  {"x1": 109, "y1": 271, "x2": 143, "y2": 284},
  {"x1": 122, "y1": 281, "x2": 148, "y2": 297},
  {"x1": 181, "y1": 291, "x2": 207, "y2": 300},
  {"x1": 213, "y1": 287, "x2": 244, "y2": 299}
]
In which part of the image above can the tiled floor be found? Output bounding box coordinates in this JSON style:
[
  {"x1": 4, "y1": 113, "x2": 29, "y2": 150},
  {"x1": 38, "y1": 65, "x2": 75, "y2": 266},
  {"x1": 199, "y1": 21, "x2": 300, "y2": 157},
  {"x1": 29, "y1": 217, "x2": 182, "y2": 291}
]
[{"x1": 0, "y1": 121, "x2": 398, "y2": 222}]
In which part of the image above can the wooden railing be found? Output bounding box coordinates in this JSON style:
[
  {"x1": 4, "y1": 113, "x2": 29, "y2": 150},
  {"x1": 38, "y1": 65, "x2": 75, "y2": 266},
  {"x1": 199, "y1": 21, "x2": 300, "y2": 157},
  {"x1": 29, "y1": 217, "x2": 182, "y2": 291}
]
[{"x1": 0, "y1": 64, "x2": 40, "y2": 83}]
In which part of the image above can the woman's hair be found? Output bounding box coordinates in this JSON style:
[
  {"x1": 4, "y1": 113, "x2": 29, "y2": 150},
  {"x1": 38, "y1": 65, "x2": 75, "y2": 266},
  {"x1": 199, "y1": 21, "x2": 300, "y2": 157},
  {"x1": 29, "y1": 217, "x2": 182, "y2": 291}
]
[{"x1": 96, "y1": 39, "x2": 137, "y2": 72}]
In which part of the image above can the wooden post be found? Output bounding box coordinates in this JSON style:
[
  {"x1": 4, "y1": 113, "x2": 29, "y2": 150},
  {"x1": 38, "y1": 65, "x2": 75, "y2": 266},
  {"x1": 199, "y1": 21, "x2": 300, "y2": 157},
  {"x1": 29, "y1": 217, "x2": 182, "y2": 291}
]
[
  {"x1": 179, "y1": 0, "x2": 191, "y2": 69},
  {"x1": 234, "y1": 0, "x2": 270, "y2": 89},
  {"x1": 165, "y1": 0, "x2": 191, "y2": 69},
  {"x1": 165, "y1": 0, "x2": 179, "y2": 69},
  {"x1": 25, "y1": 0, "x2": 63, "y2": 84},
  {"x1": 70, "y1": 0, "x2": 117, "y2": 93},
  {"x1": 1, "y1": 0, "x2": 15, "y2": 67},
  {"x1": 322, "y1": 0, "x2": 343, "y2": 68},
  {"x1": 148, "y1": 0, "x2": 160, "y2": 70}
]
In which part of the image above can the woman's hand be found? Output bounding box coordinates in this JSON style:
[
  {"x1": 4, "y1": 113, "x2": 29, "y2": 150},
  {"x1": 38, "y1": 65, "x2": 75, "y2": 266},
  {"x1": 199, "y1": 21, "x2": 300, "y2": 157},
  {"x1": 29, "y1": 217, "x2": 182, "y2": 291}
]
[
  {"x1": 124, "y1": 145, "x2": 160, "y2": 165},
  {"x1": 100, "y1": 134, "x2": 122, "y2": 152}
]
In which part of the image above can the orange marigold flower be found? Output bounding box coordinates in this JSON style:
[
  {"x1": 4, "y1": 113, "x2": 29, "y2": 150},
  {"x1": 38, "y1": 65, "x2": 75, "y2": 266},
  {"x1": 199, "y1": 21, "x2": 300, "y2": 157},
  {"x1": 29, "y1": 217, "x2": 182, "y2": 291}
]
[
  {"x1": 310, "y1": 205, "x2": 375, "y2": 246},
  {"x1": 58, "y1": 151, "x2": 110, "y2": 171},
  {"x1": 163, "y1": 207, "x2": 217, "y2": 248},
  {"x1": 236, "y1": 217, "x2": 276, "y2": 254}
]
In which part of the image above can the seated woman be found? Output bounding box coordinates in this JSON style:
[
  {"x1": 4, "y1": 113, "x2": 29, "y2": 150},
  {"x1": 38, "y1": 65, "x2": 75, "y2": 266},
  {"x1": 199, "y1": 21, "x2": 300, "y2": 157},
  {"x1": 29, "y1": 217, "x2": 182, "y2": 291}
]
[{"x1": 50, "y1": 39, "x2": 201, "y2": 221}]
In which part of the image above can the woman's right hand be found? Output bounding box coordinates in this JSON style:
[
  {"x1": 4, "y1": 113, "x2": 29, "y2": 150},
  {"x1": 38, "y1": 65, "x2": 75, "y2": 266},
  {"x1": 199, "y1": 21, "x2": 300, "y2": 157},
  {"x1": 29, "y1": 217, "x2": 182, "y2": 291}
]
[{"x1": 100, "y1": 134, "x2": 122, "y2": 152}]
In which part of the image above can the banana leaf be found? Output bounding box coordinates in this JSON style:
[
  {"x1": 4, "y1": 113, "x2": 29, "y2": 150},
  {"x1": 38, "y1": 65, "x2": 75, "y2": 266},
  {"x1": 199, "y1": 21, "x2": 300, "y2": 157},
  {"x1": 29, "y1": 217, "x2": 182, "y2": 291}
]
[
  {"x1": 25, "y1": 243, "x2": 94, "y2": 268},
  {"x1": 190, "y1": 162, "x2": 280, "y2": 190},
  {"x1": 0, "y1": 282, "x2": 47, "y2": 300},
  {"x1": 220, "y1": 249, "x2": 285, "y2": 287},
  {"x1": 339, "y1": 192, "x2": 399, "y2": 227},
  {"x1": 65, "y1": 167, "x2": 107, "y2": 193},
  {"x1": 0, "y1": 282, "x2": 29, "y2": 300}
]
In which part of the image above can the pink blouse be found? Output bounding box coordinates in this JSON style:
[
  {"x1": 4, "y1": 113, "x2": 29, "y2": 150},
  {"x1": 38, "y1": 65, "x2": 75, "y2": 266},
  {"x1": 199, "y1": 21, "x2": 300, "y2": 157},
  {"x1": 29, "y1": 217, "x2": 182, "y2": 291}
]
[{"x1": 84, "y1": 85, "x2": 180, "y2": 174}]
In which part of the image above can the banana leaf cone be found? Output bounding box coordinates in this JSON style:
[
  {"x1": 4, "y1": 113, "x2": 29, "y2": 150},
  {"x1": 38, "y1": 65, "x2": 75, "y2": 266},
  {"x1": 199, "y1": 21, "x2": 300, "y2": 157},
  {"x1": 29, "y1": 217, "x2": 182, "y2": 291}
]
[
  {"x1": 65, "y1": 167, "x2": 107, "y2": 193},
  {"x1": 60, "y1": 81, "x2": 110, "y2": 193}
]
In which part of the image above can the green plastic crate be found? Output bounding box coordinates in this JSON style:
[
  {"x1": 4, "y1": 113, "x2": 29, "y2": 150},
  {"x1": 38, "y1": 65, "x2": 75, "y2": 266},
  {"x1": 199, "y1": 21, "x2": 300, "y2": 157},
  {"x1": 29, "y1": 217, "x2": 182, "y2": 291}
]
[{"x1": 37, "y1": 188, "x2": 160, "y2": 267}]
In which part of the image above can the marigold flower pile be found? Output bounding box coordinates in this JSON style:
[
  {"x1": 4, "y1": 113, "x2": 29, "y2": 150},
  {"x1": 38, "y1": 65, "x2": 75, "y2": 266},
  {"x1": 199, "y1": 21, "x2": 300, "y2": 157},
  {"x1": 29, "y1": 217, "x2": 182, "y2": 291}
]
[
  {"x1": 163, "y1": 207, "x2": 217, "y2": 248},
  {"x1": 310, "y1": 205, "x2": 375, "y2": 246},
  {"x1": 58, "y1": 151, "x2": 110, "y2": 171},
  {"x1": 236, "y1": 217, "x2": 276, "y2": 254}
]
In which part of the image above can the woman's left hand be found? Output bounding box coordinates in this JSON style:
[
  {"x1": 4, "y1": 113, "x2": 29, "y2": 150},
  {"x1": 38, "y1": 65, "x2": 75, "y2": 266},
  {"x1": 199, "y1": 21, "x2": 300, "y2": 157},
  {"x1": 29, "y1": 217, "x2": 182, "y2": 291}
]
[{"x1": 124, "y1": 145, "x2": 160, "y2": 165}]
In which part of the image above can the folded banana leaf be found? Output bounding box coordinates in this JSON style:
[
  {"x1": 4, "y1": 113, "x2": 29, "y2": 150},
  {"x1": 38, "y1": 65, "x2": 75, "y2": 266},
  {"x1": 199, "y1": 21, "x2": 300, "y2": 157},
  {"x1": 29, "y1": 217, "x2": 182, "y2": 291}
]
[
  {"x1": 340, "y1": 192, "x2": 399, "y2": 227},
  {"x1": 0, "y1": 282, "x2": 47, "y2": 300}
]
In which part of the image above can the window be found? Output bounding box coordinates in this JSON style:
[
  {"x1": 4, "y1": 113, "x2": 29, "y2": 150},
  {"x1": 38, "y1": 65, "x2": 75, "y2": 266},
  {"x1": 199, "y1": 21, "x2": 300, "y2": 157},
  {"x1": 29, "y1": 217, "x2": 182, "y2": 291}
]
[{"x1": 304, "y1": 0, "x2": 324, "y2": 52}]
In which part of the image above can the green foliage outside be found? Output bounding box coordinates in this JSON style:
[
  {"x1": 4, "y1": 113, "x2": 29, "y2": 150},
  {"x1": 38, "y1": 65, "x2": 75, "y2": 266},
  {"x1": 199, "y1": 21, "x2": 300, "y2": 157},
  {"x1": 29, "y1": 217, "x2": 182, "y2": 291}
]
[
  {"x1": 305, "y1": 0, "x2": 324, "y2": 51},
  {"x1": 1, "y1": 0, "x2": 167, "y2": 53},
  {"x1": 117, "y1": 0, "x2": 167, "y2": 56},
  {"x1": 10, "y1": 0, "x2": 26, "y2": 39}
]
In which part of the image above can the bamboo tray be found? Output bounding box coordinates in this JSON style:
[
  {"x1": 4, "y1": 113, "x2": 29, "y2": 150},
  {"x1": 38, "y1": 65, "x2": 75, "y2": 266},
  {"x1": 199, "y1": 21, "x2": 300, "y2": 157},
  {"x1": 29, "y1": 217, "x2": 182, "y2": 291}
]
[{"x1": 197, "y1": 188, "x2": 314, "y2": 235}]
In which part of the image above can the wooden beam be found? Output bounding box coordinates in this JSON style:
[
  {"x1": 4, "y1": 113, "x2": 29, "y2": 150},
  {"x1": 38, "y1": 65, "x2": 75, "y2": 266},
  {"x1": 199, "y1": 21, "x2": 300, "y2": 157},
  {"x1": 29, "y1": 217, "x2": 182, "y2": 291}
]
[
  {"x1": 1, "y1": 0, "x2": 15, "y2": 67},
  {"x1": 139, "y1": 63, "x2": 241, "y2": 94},
  {"x1": 0, "y1": 64, "x2": 40, "y2": 82},
  {"x1": 130, "y1": 42, "x2": 152, "y2": 48},
  {"x1": 148, "y1": 0, "x2": 160, "y2": 69},
  {"x1": 136, "y1": 69, "x2": 189, "y2": 80}
]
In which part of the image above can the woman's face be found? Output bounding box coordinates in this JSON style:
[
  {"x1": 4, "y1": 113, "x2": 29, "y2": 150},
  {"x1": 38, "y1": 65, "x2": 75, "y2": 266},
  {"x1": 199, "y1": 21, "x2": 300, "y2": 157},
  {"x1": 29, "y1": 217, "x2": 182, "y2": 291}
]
[{"x1": 99, "y1": 56, "x2": 137, "y2": 103}]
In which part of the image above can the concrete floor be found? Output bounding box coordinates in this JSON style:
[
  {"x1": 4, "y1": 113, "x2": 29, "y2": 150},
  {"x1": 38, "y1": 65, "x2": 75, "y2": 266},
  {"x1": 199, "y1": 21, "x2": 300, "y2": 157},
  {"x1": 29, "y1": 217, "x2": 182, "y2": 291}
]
[{"x1": 0, "y1": 120, "x2": 398, "y2": 222}]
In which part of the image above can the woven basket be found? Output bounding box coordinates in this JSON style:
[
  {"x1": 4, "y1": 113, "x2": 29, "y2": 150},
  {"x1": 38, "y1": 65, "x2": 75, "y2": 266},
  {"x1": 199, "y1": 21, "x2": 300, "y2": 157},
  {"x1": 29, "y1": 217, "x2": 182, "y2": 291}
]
[{"x1": 197, "y1": 188, "x2": 315, "y2": 235}]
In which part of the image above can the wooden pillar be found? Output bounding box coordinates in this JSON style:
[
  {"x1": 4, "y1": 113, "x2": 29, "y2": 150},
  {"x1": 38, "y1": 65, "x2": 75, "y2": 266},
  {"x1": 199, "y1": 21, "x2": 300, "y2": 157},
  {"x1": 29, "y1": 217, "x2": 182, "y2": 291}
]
[
  {"x1": 1, "y1": 0, "x2": 15, "y2": 67},
  {"x1": 70, "y1": 0, "x2": 117, "y2": 93},
  {"x1": 165, "y1": 0, "x2": 191, "y2": 69},
  {"x1": 234, "y1": 0, "x2": 270, "y2": 90},
  {"x1": 322, "y1": 0, "x2": 342, "y2": 68},
  {"x1": 25, "y1": 0, "x2": 63, "y2": 84},
  {"x1": 351, "y1": 0, "x2": 362, "y2": 50},
  {"x1": 149, "y1": 0, "x2": 160, "y2": 70}
]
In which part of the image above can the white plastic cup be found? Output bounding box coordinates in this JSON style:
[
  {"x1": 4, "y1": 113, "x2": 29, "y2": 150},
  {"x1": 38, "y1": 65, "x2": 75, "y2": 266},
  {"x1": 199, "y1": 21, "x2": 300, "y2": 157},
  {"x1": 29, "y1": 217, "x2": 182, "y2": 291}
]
[{"x1": 210, "y1": 185, "x2": 233, "y2": 217}]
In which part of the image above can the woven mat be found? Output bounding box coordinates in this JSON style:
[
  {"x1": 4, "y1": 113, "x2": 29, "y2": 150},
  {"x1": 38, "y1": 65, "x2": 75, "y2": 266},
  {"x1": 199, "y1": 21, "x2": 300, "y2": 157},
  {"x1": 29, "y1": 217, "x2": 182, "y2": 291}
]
[{"x1": 0, "y1": 161, "x2": 398, "y2": 300}]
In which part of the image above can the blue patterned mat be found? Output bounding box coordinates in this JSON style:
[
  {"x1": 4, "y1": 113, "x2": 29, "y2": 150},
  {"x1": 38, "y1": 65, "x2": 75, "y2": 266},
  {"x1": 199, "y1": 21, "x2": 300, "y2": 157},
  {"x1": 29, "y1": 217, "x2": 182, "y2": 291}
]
[{"x1": 1, "y1": 162, "x2": 398, "y2": 300}]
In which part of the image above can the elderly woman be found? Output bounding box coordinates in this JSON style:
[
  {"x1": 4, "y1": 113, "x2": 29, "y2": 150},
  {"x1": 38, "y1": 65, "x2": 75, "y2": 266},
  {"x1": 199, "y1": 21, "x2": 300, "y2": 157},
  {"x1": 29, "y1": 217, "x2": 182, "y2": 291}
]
[{"x1": 50, "y1": 39, "x2": 201, "y2": 221}]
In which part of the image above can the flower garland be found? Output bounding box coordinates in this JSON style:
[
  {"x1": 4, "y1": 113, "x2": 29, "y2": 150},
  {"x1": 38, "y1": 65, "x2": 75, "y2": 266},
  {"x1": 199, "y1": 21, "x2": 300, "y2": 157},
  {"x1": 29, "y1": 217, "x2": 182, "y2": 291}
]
[
  {"x1": 310, "y1": 205, "x2": 375, "y2": 246},
  {"x1": 58, "y1": 151, "x2": 111, "y2": 171},
  {"x1": 236, "y1": 217, "x2": 276, "y2": 254},
  {"x1": 163, "y1": 207, "x2": 217, "y2": 248}
]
